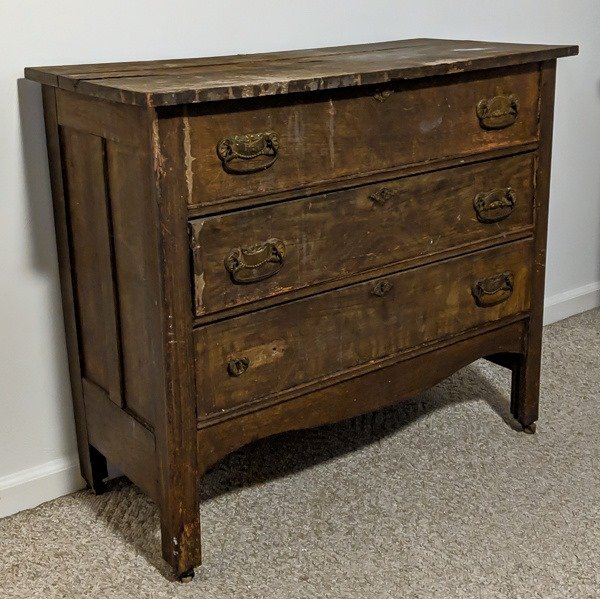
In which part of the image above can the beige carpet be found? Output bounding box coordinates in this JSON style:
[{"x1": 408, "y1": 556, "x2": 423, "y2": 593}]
[{"x1": 1, "y1": 309, "x2": 599, "y2": 598}]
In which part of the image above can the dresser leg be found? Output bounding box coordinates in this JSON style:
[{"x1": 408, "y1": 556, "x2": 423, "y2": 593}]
[
  {"x1": 510, "y1": 350, "x2": 541, "y2": 433},
  {"x1": 159, "y1": 482, "x2": 203, "y2": 581}
]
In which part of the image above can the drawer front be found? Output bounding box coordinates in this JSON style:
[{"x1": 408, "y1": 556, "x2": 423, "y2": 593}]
[
  {"x1": 190, "y1": 153, "x2": 535, "y2": 317},
  {"x1": 194, "y1": 239, "x2": 533, "y2": 416},
  {"x1": 186, "y1": 65, "x2": 539, "y2": 210}
]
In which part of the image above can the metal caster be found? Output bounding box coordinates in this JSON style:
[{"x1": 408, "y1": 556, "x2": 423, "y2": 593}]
[
  {"x1": 178, "y1": 568, "x2": 195, "y2": 583},
  {"x1": 522, "y1": 422, "x2": 536, "y2": 435}
]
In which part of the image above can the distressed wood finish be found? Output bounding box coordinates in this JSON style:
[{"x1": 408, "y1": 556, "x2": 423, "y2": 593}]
[
  {"x1": 61, "y1": 128, "x2": 123, "y2": 408},
  {"x1": 40, "y1": 86, "x2": 106, "y2": 492},
  {"x1": 195, "y1": 240, "x2": 533, "y2": 417},
  {"x1": 185, "y1": 65, "x2": 540, "y2": 209},
  {"x1": 190, "y1": 153, "x2": 535, "y2": 317},
  {"x1": 197, "y1": 319, "x2": 527, "y2": 470},
  {"x1": 27, "y1": 40, "x2": 577, "y2": 581},
  {"x1": 25, "y1": 38, "x2": 577, "y2": 106},
  {"x1": 147, "y1": 115, "x2": 203, "y2": 579}
]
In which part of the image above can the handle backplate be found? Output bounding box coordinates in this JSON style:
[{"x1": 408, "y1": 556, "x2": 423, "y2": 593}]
[
  {"x1": 373, "y1": 89, "x2": 393, "y2": 102},
  {"x1": 369, "y1": 187, "x2": 398, "y2": 206},
  {"x1": 217, "y1": 131, "x2": 279, "y2": 174},
  {"x1": 476, "y1": 94, "x2": 519, "y2": 130},
  {"x1": 472, "y1": 271, "x2": 514, "y2": 307},
  {"x1": 225, "y1": 238, "x2": 286, "y2": 284},
  {"x1": 227, "y1": 357, "x2": 250, "y2": 377},
  {"x1": 372, "y1": 280, "x2": 393, "y2": 297},
  {"x1": 473, "y1": 188, "x2": 517, "y2": 223}
]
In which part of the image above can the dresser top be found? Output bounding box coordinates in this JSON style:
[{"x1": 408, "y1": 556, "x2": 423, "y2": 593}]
[{"x1": 25, "y1": 38, "x2": 577, "y2": 108}]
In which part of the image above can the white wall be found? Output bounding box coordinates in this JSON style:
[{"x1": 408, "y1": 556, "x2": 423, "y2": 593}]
[{"x1": 1, "y1": 0, "x2": 599, "y2": 517}]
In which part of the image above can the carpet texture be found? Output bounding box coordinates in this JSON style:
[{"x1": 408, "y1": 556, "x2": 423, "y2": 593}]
[{"x1": 1, "y1": 309, "x2": 598, "y2": 598}]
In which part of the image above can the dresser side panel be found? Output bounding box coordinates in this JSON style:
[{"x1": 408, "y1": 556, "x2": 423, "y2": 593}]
[
  {"x1": 56, "y1": 90, "x2": 163, "y2": 428},
  {"x1": 61, "y1": 127, "x2": 123, "y2": 408},
  {"x1": 106, "y1": 140, "x2": 164, "y2": 427},
  {"x1": 41, "y1": 86, "x2": 99, "y2": 487}
]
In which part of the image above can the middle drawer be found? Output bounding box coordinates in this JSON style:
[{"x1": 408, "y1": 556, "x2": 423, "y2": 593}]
[{"x1": 190, "y1": 153, "x2": 535, "y2": 317}]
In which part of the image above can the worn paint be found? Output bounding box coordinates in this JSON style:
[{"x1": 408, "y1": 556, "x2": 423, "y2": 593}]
[
  {"x1": 419, "y1": 116, "x2": 443, "y2": 133},
  {"x1": 194, "y1": 272, "x2": 206, "y2": 315},
  {"x1": 238, "y1": 339, "x2": 288, "y2": 368},
  {"x1": 183, "y1": 115, "x2": 196, "y2": 205},
  {"x1": 151, "y1": 118, "x2": 165, "y2": 181}
]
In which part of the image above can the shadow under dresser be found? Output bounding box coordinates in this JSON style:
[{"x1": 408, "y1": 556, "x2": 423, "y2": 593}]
[{"x1": 24, "y1": 38, "x2": 578, "y2": 580}]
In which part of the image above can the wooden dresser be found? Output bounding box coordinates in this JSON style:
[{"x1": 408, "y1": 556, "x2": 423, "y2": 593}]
[{"x1": 25, "y1": 39, "x2": 578, "y2": 580}]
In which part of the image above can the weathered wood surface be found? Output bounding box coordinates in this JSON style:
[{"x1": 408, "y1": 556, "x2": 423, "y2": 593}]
[
  {"x1": 62, "y1": 127, "x2": 123, "y2": 408},
  {"x1": 83, "y1": 378, "x2": 158, "y2": 501},
  {"x1": 195, "y1": 240, "x2": 533, "y2": 416},
  {"x1": 185, "y1": 66, "x2": 540, "y2": 208},
  {"x1": 191, "y1": 153, "x2": 535, "y2": 317},
  {"x1": 41, "y1": 86, "x2": 106, "y2": 491},
  {"x1": 152, "y1": 114, "x2": 203, "y2": 577},
  {"x1": 31, "y1": 40, "x2": 576, "y2": 580},
  {"x1": 512, "y1": 60, "x2": 558, "y2": 429},
  {"x1": 25, "y1": 39, "x2": 577, "y2": 106},
  {"x1": 197, "y1": 319, "x2": 527, "y2": 467},
  {"x1": 106, "y1": 139, "x2": 163, "y2": 427}
]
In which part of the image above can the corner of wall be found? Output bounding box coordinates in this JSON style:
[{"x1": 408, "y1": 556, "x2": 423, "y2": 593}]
[{"x1": 0, "y1": 456, "x2": 86, "y2": 519}]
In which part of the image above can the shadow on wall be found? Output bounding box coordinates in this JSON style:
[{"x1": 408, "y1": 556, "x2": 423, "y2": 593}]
[
  {"x1": 17, "y1": 77, "x2": 78, "y2": 456},
  {"x1": 18, "y1": 79, "x2": 57, "y2": 272}
]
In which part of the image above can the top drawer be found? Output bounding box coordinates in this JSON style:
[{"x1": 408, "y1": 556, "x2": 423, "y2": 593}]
[{"x1": 184, "y1": 65, "x2": 540, "y2": 210}]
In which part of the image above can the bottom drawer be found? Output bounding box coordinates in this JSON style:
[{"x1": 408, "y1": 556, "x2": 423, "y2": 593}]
[{"x1": 195, "y1": 239, "x2": 533, "y2": 416}]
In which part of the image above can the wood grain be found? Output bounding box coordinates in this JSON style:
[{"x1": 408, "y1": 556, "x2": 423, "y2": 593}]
[
  {"x1": 41, "y1": 86, "x2": 106, "y2": 491},
  {"x1": 83, "y1": 378, "x2": 158, "y2": 501},
  {"x1": 62, "y1": 127, "x2": 122, "y2": 407},
  {"x1": 194, "y1": 239, "x2": 533, "y2": 416},
  {"x1": 186, "y1": 65, "x2": 540, "y2": 208},
  {"x1": 56, "y1": 89, "x2": 149, "y2": 147},
  {"x1": 106, "y1": 140, "x2": 162, "y2": 426},
  {"x1": 25, "y1": 39, "x2": 577, "y2": 106},
  {"x1": 190, "y1": 153, "x2": 535, "y2": 317},
  {"x1": 152, "y1": 114, "x2": 202, "y2": 577},
  {"x1": 197, "y1": 319, "x2": 526, "y2": 471},
  {"x1": 513, "y1": 60, "x2": 558, "y2": 428}
]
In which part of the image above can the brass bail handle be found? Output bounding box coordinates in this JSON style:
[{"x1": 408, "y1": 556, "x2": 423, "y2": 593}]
[
  {"x1": 225, "y1": 238, "x2": 286, "y2": 284},
  {"x1": 476, "y1": 94, "x2": 519, "y2": 130},
  {"x1": 472, "y1": 271, "x2": 514, "y2": 307},
  {"x1": 473, "y1": 188, "x2": 517, "y2": 223},
  {"x1": 217, "y1": 131, "x2": 279, "y2": 174}
]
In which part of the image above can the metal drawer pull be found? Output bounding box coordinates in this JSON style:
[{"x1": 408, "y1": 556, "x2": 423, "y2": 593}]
[
  {"x1": 227, "y1": 357, "x2": 250, "y2": 377},
  {"x1": 373, "y1": 89, "x2": 393, "y2": 102},
  {"x1": 216, "y1": 131, "x2": 279, "y2": 174},
  {"x1": 472, "y1": 271, "x2": 514, "y2": 307},
  {"x1": 225, "y1": 238, "x2": 286, "y2": 284},
  {"x1": 473, "y1": 188, "x2": 516, "y2": 223},
  {"x1": 371, "y1": 280, "x2": 393, "y2": 297},
  {"x1": 476, "y1": 94, "x2": 519, "y2": 130},
  {"x1": 369, "y1": 187, "x2": 398, "y2": 206}
]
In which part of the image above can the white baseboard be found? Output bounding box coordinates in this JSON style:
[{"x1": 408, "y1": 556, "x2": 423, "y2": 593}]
[
  {"x1": 0, "y1": 456, "x2": 86, "y2": 519},
  {"x1": 0, "y1": 282, "x2": 597, "y2": 521},
  {"x1": 543, "y1": 281, "x2": 600, "y2": 325}
]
